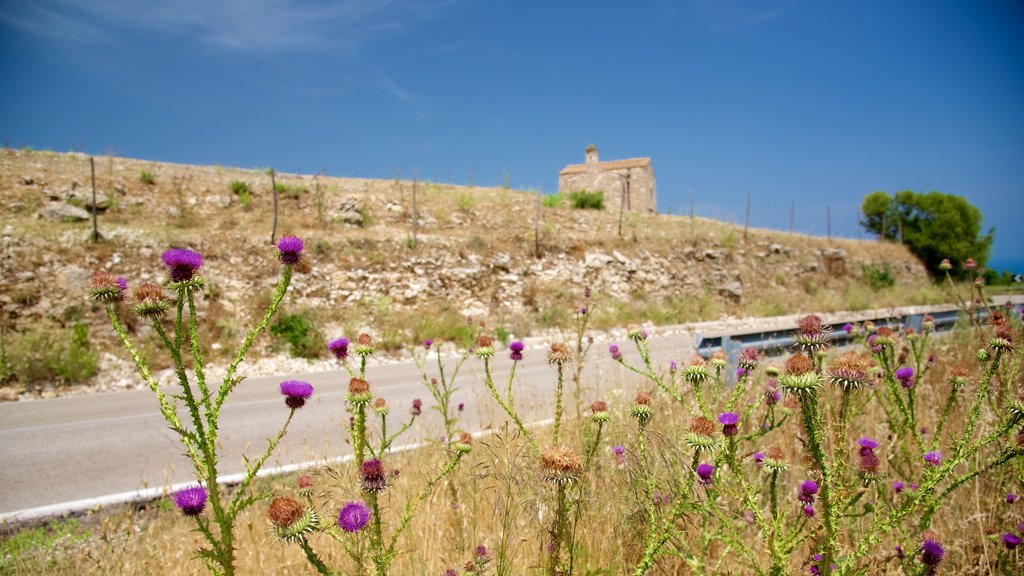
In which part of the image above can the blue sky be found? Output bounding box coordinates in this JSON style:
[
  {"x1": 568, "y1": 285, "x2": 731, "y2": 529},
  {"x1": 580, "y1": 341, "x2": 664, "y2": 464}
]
[{"x1": 2, "y1": 0, "x2": 1022, "y2": 269}]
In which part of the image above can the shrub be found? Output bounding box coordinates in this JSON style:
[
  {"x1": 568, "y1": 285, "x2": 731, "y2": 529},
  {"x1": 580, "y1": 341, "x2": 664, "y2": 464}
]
[
  {"x1": 139, "y1": 170, "x2": 155, "y2": 185},
  {"x1": 230, "y1": 180, "x2": 252, "y2": 209},
  {"x1": 2, "y1": 321, "x2": 98, "y2": 388},
  {"x1": 862, "y1": 263, "x2": 896, "y2": 289},
  {"x1": 543, "y1": 192, "x2": 565, "y2": 208},
  {"x1": 274, "y1": 182, "x2": 307, "y2": 199},
  {"x1": 568, "y1": 189, "x2": 605, "y2": 210},
  {"x1": 270, "y1": 311, "x2": 325, "y2": 359}
]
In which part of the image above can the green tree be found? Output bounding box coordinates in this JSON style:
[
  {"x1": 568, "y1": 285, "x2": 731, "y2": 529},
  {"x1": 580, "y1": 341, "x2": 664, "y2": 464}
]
[{"x1": 860, "y1": 190, "x2": 993, "y2": 277}]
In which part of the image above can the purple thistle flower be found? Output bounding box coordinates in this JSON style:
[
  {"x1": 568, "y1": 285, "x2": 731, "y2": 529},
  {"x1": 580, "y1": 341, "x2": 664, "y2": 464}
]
[
  {"x1": 337, "y1": 501, "x2": 371, "y2": 532},
  {"x1": 920, "y1": 539, "x2": 944, "y2": 570},
  {"x1": 923, "y1": 451, "x2": 942, "y2": 466},
  {"x1": 457, "y1": 402, "x2": 465, "y2": 411},
  {"x1": 584, "y1": 287, "x2": 591, "y2": 299},
  {"x1": 613, "y1": 445, "x2": 626, "y2": 455},
  {"x1": 173, "y1": 485, "x2": 208, "y2": 516},
  {"x1": 360, "y1": 459, "x2": 388, "y2": 492},
  {"x1": 115, "y1": 277, "x2": 127, "y2": 292},
  {"x1": 476, "y1": 544, "x2": 490, "y2": 558},
  {"x1": 867, "y1": 333, "x2": 883, "y2": 353},
  {"x1": 1003, "y1": 532, "x2": 1022, "y2": 549},
  {"x1": 799, "y1": 480, "x2": 819, "y2": 504},
  {"x1": 736, "y1": 367, "x2": 748, "y2": 380},
  {"x1": 858, "y1": 437, "x2": 878, "y2": 456},
  {"x1": 279, "y1": 380, "x2": 314, "y2": 408},
  {"x1": 509, "y1": 340, "x2": 524, "y2": 361},
  {"x1": 411, "y1": 398, "x2": 422, "y2": 416},
  {"x1": 753, "y1": 451, "x2": 765, "y2": 466},
  {"x1": 843, "y1": 322, "x2": 854, "y2": 334},
  {"x1": 718, "y1": 412, "x2": 740, "y2": 437},
  {"x1": 803, "y1": 504, "x2": 815, "y2": 517},
  {"x1": 910, "y1": 483, "x2": 919, "y2": 491},
  {"x1": 161, "y1": 249, "x2": 203, "y2": 282},
  {"x1": 1008, "y1": 493, "x2": 1018, "y2": 504},
  {"x1": 276, "y1": 235, "x2": 304, "y2": 265},
  {"x1": 765, "y1": 388, "x2": 781, "y2": 406},
  {"x1": 423, "y1": 339, "x2": 433, "y2": 350},
  {"x1": 328, "y1": 337, "x2": 349, "y2": 359},
  {"x1": 609, "y1": 344, "x2": 622, "y2": 361},
  {"x1": 895, "y1": 545, "x2": 905, "y2": 559},
  {"x1": 892, "y1": 481, "x2": 905, "y2": 494},
  {"x1": 696, "y1": 463, "x2": 714, "y2": 486},
  {"x1": 896, "y1": 366, "x2": 915, "y2": 389},
  {"x1": 669, "y1": 360, "x2": 678, "y2": 373}
]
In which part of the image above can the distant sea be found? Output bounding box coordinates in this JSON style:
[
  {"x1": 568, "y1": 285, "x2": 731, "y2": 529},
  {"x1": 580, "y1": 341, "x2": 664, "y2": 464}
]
[{"x1": 988, "y1": 256, "x2": 1024, "y2": 275}]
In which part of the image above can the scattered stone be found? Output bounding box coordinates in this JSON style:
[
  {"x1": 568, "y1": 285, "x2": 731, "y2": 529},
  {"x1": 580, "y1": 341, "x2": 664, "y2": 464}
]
[
  {"x1": 719, "y1": 281, "x2": 743, "y2": 303},
  {"x1": 39, "y1": 202, "x2": 90, "y2": 222},
  {"x1": 19, "y1": 175, "x2": 34, "y2": 185}
]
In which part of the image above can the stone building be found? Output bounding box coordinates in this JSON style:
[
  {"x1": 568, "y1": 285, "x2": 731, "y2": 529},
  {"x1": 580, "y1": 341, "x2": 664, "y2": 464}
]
[{"x1": 557, "y1": 144, "x2": 656, "y2": 213}]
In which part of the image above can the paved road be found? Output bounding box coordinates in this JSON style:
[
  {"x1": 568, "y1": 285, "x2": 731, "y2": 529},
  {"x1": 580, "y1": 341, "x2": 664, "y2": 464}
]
[
  {"x1": 0, "y1": 331, "x2": 687, "y2": 519},
  {"x1": 4, "y1": 296, "x2": 1019, "y2": 520}
]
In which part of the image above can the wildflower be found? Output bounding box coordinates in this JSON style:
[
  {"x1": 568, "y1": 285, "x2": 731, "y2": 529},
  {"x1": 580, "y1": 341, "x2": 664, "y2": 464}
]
[
  {"x1": 923, "y1": 451, "x2": 942, "y2": 466},
  {"x1": 765, "y1": 363, "x2": 781, "y2": 377},
  {"x1": 765, "y1": 386, "x2": 782, "y2": 406},
  {"x1": 828, "y1": 352, "x2": 874, "y2": 391},
  {"x1": 709, "y1": 350, "x2": 728, "y2": 370},
  {"x1": 296, "y1": 475, "x2": 313, "y2": 495},
  {"x1": 475, "y1": 544, "x2": 490, "y2": 559},
  {"x1": 922, "y1": 315, "x2": 935, "y2": 332},
  {"x1": 683, "y1": 355, "x2": 710, "y2": 384},
  {"x1": 584, "y1": 287, "x2": 591, "y2": 299},
  {"x1": 627, "y1": 325, "x2": 647, "y2": 341},
  {"x1": 444, "y1": 570, "x2": 458, "y2": 576},
  {"x1": 337, "y1": 501, "x2": 371, "y2": 532},
  {"x1": 669, "y1": 360, "x2": 678, "y2": 373},
  {"x1": 696, "y1": 463, "x2": 714, "y2": 486},
  {"x1": 347, "y1": 378, "x2": 372, "y2": 405},
  {"x1": 276, "y1": 235, "x2": 304, "y2": 265},
  {"x1": 162, "y1": 248, "x2": 203, "y2": 282},
  {"x1": 895, "y1": 545, "x2": 905, "y2": 559},
  {"x1": 867, "y1": 333, "x2": 883, "y2": 353},
  {"x1": 763, "y1": 446, "x2": 787, "y2": 472},
  {"x1": 267, "y1": 496, "x2": 320, "y2": 542},
  {"x1": 939, "y1": 258, "x2": 952, "y2": 270},
  {"x1": 1003, "y1": 533, "x2": 1023, "y2": 549},
  {"x1": 609, "y1": 343, "x2": 622, "y2": 361},
  {"x1": 779, "y1": 353, "x2": 820, "y2": 396},
  {"x1": 858, "y1": 437, "x2": 878, "y2": 457},
  {"x1": 279, "y1": 380, "x2": 314, "y2": 409},
  {"x1": 895, "y1": 367, "x2": 915, "y2": 389},
  {"x1": 653, "y1": 492, "x2": 671, "y2": 506},
  {"x1": 964, "y1": 258, "x2": 977, "y2": 270},
  {"x1": 798, "y1": 480, "x2": 819, "y2": 504},
  {"x1": 590, "y1": 400, "x2": 610, "y2": 424},
  {"x1": 360, "y1": 459, "x2": 389, "y2": 492},
  {"x1": 457, "y1": 402, "x2": 465, "y2": 412},
  {"x1": 753, "y1": 451, "x2": 765, "y2": 466},
  {"x1": 89, "y1": 271, "x2": 126, "y2": 302},
  {"x1": 454, "y1": 432, "x2": 473, "y2": 454},
  {"x1": 509, "y1": 340, "x2": 524, "y2": 361},
  {"x1": 803, "y1": 504, "x2": 816, "y2": 517},
  {"x1": 173, "y1": 485, "x2": 208, "y2": 516},
  {"x1": 372, "y1": 397, "x2": 389, "y2": 416},
  {"x1": 1008, "y1": 493, "x2": 1018, "y2": 504},
  {"x1": 843, "y1": 322, "x2": 854, "y2": 334},
  {"x1": 405, "y1": 398, "x2": 420, "y2": 416},
  {"x1": 540, "y1": 445, "x2": 584, "y2": 485},
  {"x1": 424, "y1": 339, "x2": 433, "y2": 350},
  {"x1": 859, "y1": 452, "x2": 880, "y2": 477},
  {"x1": 892, "y1": 481, "x2": 905, "y2": 494},
  {"x1": 947, "y1": 364, "x2": 968, "y2": 390},
  {"x1": 737, "y1": 347, "x2": 761, "y2": 371},
  {"x1": 328, "y1": 337, "x2": 349, "y2": 360},
  {"x1": 736, "y1": 367, "x2": 748, "y2": 380},
  {"x1": 795, "y1": 314, "x2": 831, "y2": 353},
  {"x1": 475, "y1": 335, "x2": 495, "y2": 358},
  {"x1": 132, "y1": 283, "x2": 171, "y2": 318},
  {"x1": 685, "y1": 417, "x2": 719, "y2": 452},
  {"x1": 613, "y1": 444, "x2": 627, "y2": 467},
  {"x1": 547, "y1": 342, "x2": 573, "y2": 365},
  {"x1": 977, "y1": 348, "x2": 990, "y2": 362},
  {"x1": 354, "y1": 333, "x2": 374, "y2": 357},
  {"x1": 718, "y1": 412, "x2": 740, "y2": 437},
  {"x1": 920, "y1": 538, "x2": 944, "y2": 574},
  {"x1": 630, "y1": 391, "x2": 653, "y2": 424}
]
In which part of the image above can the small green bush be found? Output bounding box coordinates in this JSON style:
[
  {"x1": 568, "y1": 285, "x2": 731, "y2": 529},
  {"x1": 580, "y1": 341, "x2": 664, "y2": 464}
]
[
  {"x1": 542, "y1": 192, "x2": 565, "y2": 208},
  {"x1": 139, "y1": 170, "x2": 155, "y2": 185},
  {"x1": 230, "y1": 180, "x2": 252, "y2": 209},
  {"x1": 274, "y1": 182, "x2": 308, "y2": 199},
  {"x1": 862, "y1": 263, "x2": 896, "y2": 289},
  {"x1": 3, "y1": 322, "x2": 99, "y2": 387},
  {"x1": 270, "y1": 311, "x2": 324, "y2": 359},
  {"x1": 568, "y1": 189, "x2": 605, "y2": 210}
]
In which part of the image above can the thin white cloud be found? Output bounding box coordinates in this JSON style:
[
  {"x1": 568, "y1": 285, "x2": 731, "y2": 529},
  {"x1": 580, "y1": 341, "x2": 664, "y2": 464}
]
[
  {"x1": 0, "y1": 0, "x2": 463, "y2": 53},
  {"x1": 380, "y1": 74, "x2": 412, "y2": 101}
]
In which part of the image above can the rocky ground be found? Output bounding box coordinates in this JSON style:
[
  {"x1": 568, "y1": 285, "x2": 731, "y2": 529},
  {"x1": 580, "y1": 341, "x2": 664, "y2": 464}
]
[{"x1": 0, "y1": 148, "x2": 935, "y2": 401}]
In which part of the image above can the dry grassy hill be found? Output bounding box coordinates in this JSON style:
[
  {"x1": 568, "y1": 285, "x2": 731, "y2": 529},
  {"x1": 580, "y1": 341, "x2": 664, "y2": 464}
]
[{"x1": 0, "y1": 148, "x2": 938, "y2": 397}]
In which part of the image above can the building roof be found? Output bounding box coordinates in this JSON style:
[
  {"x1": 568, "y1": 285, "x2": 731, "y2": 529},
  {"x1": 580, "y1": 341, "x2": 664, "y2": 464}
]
[{"x1": 558, "y1": 157, "x2": 652, "y2": 175}]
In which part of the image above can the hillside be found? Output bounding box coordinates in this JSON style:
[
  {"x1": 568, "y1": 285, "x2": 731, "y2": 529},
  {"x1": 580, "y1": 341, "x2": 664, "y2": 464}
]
[{"x1": 0, "y1": 148, "x2": 936, "y2": 398}]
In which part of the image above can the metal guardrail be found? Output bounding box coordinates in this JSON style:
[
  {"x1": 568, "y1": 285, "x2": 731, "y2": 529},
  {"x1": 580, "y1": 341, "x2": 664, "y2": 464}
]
[{"x1": 694, "y1": 306, "x2": 991, "y2": 367}]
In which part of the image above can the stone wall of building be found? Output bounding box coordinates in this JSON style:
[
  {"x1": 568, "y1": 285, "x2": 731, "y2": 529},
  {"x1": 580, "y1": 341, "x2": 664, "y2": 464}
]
[{"x1": 557, "y1": 146, "x2": 656, "y2": 213}]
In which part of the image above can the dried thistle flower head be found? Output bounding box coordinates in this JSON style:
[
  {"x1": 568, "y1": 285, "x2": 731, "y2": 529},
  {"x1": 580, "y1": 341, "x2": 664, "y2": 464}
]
[
  {"x1": 785, "y1": 353, "x2": 813, "y2": 376},
  {"x1": 764, "y1": 446, "x2": 787, "y2": 472},
  {"x1": 268, "y1": 496, "x2": 305, "y2": 529},
  {"x1": 686, "y1": 417, "x2": 719, "y2": 452},
  {"x1": 737, "y1": 347, "x2": 761, "y2": 370},
  {"x1": 630, "y1": 391, "x2": 653, "y2": 423},
  {"x1": 132, "y1": 282, "x2": 171, "y2": 318},
  {"x1": 89, "y1": 271, "x2": 126, "y2": 303},
  {"x1": 347, "y1": 378, "x2": 372, "y2": 405},
  {"x1": 454, "y1": 432, "x2": 474, "y2": 454},
  {"x1": 709, "y1": 350, "x2": 727, "y2": 368},
  {"x1": 590, "y1": 400, "x2": 610, "y2": 424},
  {"x1": 827, "y1": 352, "x2": 874, "y2": 391},
  {"x1": 354, "y1": 333, "x2": 375, "y2": 356},
  {"x1": 475, "y1": 335, "x2": 495, "y2": 358},
  {"x1": 684, "y1": 354, "x2": 710, "y2": 383},
  {"x1": 540, "y1": 445, "x2": 584, "y2": 485},
  {"x1": 947, "y1": 364, "x2": 969, "y2": 390},
  {"x1": 372, "y1": 397, "x2": 389, "y2": 415},
  {"x1": 360, "y1": 459, "x2": 389, "y2": 492},
  {"x1": 547, "y1": 342, "x2": 573, "y2": 365}
]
